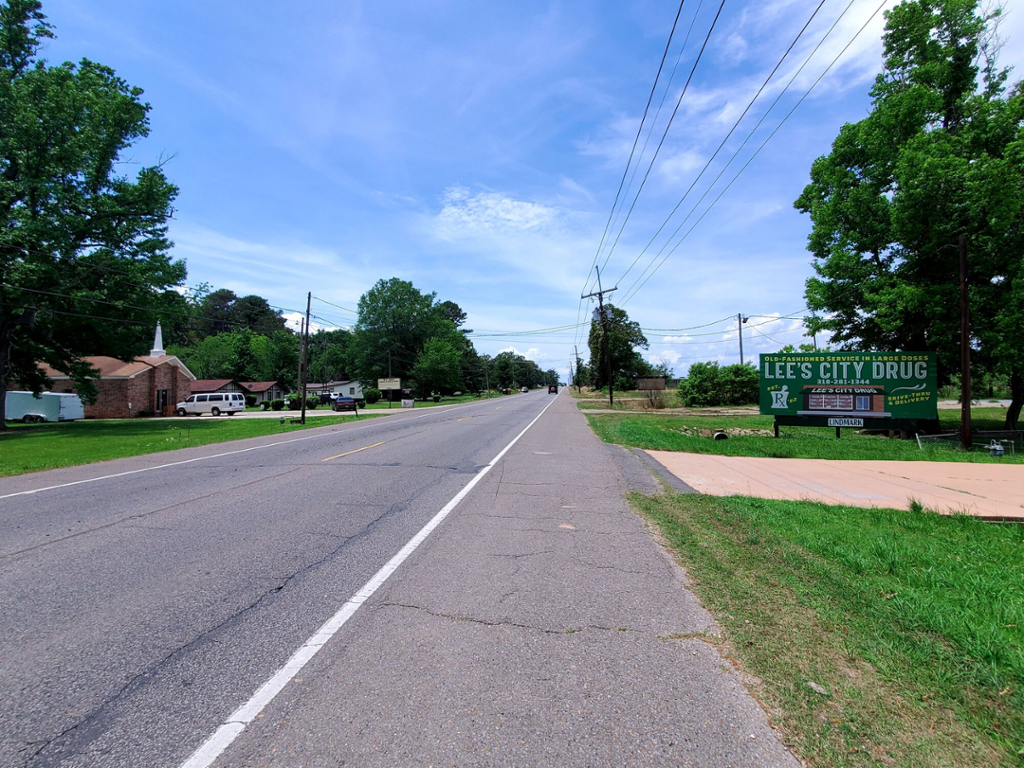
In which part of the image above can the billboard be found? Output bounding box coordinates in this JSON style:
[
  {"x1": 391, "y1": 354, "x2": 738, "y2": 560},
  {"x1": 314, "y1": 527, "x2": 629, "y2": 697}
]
[
  {"x1": 759, "y1": 352, "x2": 938, "y2": 426},
  {"x1": 377, "y1": 378, "x2": 401, "y2": 390}
]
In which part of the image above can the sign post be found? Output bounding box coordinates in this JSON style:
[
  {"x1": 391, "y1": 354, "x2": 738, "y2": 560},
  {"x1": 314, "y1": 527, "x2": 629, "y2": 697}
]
[
  {"x1": 378, "y1": 378, "x2": 401, "y2": 410},
  {"x1": 759, "y1": 352, "x2": 939, "y2": 437}
]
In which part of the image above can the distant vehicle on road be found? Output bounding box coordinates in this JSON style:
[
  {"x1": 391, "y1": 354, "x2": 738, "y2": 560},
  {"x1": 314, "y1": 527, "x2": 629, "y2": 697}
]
[
  {"x1": 520, "y1": 386, "x2": 529, "y2": 393},
  {"x1": 548, "y1": 385, "x2": 558, "y2": 394},
  {"x1": 175, "y1": 392, "x2": 246, "y2": 416},
  {"x1": 4, "y1": 391, "x2": 84, "y2": 423},
  {"x1": 333, "y1": 396, "x2": 359, "y2": 414}
]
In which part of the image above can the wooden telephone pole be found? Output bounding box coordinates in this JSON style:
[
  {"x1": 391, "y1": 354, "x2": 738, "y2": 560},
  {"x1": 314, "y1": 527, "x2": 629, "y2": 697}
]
[{"x1": 582, "y1": 266, "x2": 617, "y2": 407}]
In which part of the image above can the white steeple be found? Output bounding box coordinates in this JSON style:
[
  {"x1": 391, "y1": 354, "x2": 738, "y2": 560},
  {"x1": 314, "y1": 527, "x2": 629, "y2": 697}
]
[{"x1": 150, "y1": 321, "x2": 165, "y2": 358}]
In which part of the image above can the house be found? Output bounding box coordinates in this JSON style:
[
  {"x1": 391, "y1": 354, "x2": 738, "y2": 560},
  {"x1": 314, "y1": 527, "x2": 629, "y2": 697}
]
[
  {"x1": 306, "y1": 380, "x2": 364, "y2": 399},
  {"x1": 240, "y1": 381, "x2": 287, "y2": 404},
  {"x1": 191, "y1": 379, "x2": 244, "y2": 395},
  {"x1": 39, "y1": 323, "x2": 196, "y2": 418}
]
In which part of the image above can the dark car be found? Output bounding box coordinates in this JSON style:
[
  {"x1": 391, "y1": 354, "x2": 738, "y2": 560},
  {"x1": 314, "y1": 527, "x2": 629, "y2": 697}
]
[
  {"x1": 333, "y1": 396, "x2": 358, "y2": 414},
  {"x1": 548, "y1": 385, "x2": 558, "y2": 394}
]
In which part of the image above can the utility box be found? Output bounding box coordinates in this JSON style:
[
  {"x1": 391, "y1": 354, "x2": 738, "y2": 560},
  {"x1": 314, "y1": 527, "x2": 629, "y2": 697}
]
[{"x1": 5, "y1": 391, "x2": 85, "y2": 423}]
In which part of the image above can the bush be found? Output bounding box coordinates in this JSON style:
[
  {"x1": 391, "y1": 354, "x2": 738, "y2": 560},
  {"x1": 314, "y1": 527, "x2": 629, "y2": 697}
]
[
  {"x1": 364, "y1": 388, "x2": 381, "y2": 404},
  {"x1": 135, "y1": 409, "x2": 154, "y2": 418},
  {"x1": 271, "y1": 399, "x2": 285, "y2": 411},
  {"x1": 289, "y1": 397, "x2": 302, "y2": 410},
  {"x1": 678, "y1": 362, "x2": 758, "y2": 407},
  {"x1": 260, "y1": 401, "x2": 270, "y2": 410},
  {"x1": 245, "y1": 395, "x2": 257, "y2": 407}
]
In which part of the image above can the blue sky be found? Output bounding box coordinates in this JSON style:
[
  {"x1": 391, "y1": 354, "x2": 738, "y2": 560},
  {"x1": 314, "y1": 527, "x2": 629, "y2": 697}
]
[{"x1": 39, "y1": 0, "x2": 1024, "y2": 378}]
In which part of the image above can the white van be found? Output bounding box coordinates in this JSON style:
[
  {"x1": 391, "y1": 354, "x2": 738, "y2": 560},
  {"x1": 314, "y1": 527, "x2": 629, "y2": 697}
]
[
  {"x1": 5, "y1": 391, "x2": 85, "y2": 423},
  {"x1": 175, "y1": 392, "x2": 246, "y2": 416}
]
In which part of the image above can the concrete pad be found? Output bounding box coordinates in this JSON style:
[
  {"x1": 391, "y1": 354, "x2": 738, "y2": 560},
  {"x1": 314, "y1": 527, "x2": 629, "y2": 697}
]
[{"x1": 645, "y1": 451, "x2": 1024, "y2": 519}]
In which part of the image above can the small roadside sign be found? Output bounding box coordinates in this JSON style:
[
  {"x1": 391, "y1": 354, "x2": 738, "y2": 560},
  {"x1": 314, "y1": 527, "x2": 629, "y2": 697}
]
[{"x1": 378, "y1": 378, "x2": 401, "y2": 390}]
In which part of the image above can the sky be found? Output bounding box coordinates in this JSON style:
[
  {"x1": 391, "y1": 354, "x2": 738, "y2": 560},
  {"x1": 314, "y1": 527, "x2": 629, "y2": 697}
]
[{"x1": 38, "y1": 0, "x2": 1024, "y2": 379}]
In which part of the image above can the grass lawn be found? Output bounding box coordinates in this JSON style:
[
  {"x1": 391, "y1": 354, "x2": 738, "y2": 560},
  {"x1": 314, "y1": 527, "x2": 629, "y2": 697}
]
[
  {"x1": 0, "y1": 414, "x2": 378, "y2": 477},
  {"x1": 634, "y1": 491, "x2": 1024, "y2": 766},
  {"x1": 585, "y1": 407, "x2": 1023, "y2": 463}
]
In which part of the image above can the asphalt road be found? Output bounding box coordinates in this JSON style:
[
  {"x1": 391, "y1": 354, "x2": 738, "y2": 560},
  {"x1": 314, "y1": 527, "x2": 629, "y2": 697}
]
[
  {"x1": 1, "y1": 391, "x2": 797, "y2": 767},
  {"x1": 1, "y1": 393, "x2": 554, "y2": 767}
]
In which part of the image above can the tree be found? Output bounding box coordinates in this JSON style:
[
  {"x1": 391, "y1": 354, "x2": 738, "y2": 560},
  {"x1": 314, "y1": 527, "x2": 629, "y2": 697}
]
[
  {"x1": 0, "y1": 0, "x2": 183, "y2": 426},
  {"x1": 587, "y1": 304, "x2": 651, "y2": 389},
  {"x1": 795, "y1": 0, "x2": 1024, "y2": 427},
  {"x1": 411, "y1": 336, "x2": 463, "y2": 395},
  {"x1": 349, "y1": 278, "x2": 452, "y2": 384}
]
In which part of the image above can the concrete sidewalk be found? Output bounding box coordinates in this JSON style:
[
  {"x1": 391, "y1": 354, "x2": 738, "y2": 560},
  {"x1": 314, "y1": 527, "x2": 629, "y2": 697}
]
[
  {"x1": 645, "y1": 451, "x2": 1024, "y2": 520},
  {"x1": 217, "y1": 394, "x2": 798, "y2": 767}
]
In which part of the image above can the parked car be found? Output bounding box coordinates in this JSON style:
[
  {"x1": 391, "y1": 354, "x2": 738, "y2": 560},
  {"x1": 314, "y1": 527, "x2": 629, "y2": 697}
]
[
  {"x1": 520, "y1": 386, "x2": 529, "y2": 393},
  {"x1": 175, "y1": 392, "x2": 246, "y2": 416},
  {"x1": 4, "y1": 391, "x2": 84, "y2": 423},
  {"x1": 333, "y1": 396, "x2": 359, "y2": 414},
  {"x1": 548, "y1": 385, "x2": 558, "y2": 394}
]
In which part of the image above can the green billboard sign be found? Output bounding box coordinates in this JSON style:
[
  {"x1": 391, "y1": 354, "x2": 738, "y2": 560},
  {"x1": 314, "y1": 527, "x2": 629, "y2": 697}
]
[{"x1": 759, "y1": 352, "x2": 938, "y2": 427}]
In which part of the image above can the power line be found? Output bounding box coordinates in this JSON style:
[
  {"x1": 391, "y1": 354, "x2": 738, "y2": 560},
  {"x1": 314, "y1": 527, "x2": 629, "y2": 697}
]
[
  {"x1": 613, "y1": 0, "x2": 831, "y2": 289},
  {"x1": 594, "y1": 0, "x2": 729, "y2": 281},
  {"x1": 574, "y1": 0, "x2": 693, "y2": 352},
  {"x1": 622, "y1": 0, "x2": 890, "y2": 306}
]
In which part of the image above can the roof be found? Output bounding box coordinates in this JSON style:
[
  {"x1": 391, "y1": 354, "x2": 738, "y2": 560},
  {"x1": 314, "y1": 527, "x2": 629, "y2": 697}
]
[
  {"x1": 306, "y1": 380, "x2": 353, "y2": 389},
  {"x1": 38, "y1": 355, "x2": 196, "y2": 382},
  {"x1": 191, "y1": 379, "x2": 238, "y2": 393},
  {"x1": 240, "y1": 381, "x2": 281, "y2": 393}
]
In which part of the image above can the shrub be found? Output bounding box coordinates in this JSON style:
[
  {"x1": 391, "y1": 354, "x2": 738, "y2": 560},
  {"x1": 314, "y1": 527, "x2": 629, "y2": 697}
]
[
  {"x1": 271, "y1": 399, "x2": 285, "y2": 411},
  {"x1": 678, "y1": 362, "x2": 759, "y2": 407},
  {"x1": 135, "y1": 409, "x2": 154, "y2": 418},
  {"x1": 364, "y1": 388, "x2": 381, "y2": 404},
  {"x1": 245, "y1": 395, "x2": 257, "y2": 407},
  {"x1": 432, "y1": 394, "x2": 441, "y2": 402},
  {"x1": 260, "y1": 401, "x2": 270, "y2": 410},
  {"x1": 289, "y1": 397, "x2": 302, "y2": 410},
  {"x1": 306, "y1": 398, "x2": 317, "y2": 410}
]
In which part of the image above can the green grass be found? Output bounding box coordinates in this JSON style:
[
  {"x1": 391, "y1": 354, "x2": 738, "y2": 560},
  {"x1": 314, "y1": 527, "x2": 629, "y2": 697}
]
[
  {"x1": 0, "y1": 414, "x2": 379, "y2": 476},
  {"x1": 585, "y1": 408, "x2": 1023, "y2": 463},
  {"x1": 634, "y1": 492, "x2": 1024, "y2": 766}
]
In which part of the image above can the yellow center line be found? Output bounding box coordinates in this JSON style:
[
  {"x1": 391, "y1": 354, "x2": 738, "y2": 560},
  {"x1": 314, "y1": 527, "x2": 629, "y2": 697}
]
[
  {"x1": 458, "y1": 416, "x2": 471, "y2": 422},
  {"x1": 322, "y1": 441, "x2": 385, "y2": 462}
]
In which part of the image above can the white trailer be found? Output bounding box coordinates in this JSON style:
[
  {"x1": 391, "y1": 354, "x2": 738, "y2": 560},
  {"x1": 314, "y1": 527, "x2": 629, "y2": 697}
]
[{"x1": 4, "y1": 391, "x2": 85, "y2": 423}]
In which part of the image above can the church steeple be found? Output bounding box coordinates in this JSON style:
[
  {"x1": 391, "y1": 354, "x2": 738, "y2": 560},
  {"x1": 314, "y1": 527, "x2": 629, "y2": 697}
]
[{"x1": 150, "y1": 322, "x2": 165, "y2": 358}]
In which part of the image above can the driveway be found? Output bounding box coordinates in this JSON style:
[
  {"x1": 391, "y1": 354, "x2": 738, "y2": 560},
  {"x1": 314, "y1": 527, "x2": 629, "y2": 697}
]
[{"x1": 643, "y1": 451, "x2": 1024, "y2": 520}]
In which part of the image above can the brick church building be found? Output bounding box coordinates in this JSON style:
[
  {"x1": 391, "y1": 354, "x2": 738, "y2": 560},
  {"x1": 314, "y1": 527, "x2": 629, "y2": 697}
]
[{"x1": 39, "y1": 323, "x2": 196, "y2": 419}]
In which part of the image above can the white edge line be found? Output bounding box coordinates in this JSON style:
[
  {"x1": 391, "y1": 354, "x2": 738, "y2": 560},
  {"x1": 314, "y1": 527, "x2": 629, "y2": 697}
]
[
  {"x1": 0, "y1": 397, "x2": 518, "y2": 501},
  {"x1": 178, "y1": 393, "x2": 558, "y2": 768}
]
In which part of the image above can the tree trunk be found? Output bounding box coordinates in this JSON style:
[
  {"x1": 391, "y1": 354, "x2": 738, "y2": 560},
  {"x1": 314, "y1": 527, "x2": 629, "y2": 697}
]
[{"x1": 1005, "y1": 368, "x2": 1023, "y2": 430}]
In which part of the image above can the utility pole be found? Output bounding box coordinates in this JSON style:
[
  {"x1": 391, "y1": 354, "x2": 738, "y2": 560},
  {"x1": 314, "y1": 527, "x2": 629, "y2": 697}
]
[
  {"x1": 388, "y1": 349, "x2": 393, "y2": 409},
  {"x1": 300, "y1": 291, "x2": 311, "y2": 424},
  {"x1": 738, "y1": 313, "x2": 749, "y2": 365},
  {"x1": 582, "y1": 266, "x2": 617, "y2": 407},
  {"x1": 573, "y1": 344, "x2": 581, "y2": 392},
  {"x1": 295, "y1": 317, "x2": 304, "y2": 417},
  {"x1": 960, "y1": 234, "x2": 972, "y2": 451}
]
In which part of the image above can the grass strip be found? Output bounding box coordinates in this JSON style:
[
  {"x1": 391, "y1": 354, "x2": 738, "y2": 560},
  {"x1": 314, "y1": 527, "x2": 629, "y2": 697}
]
[
  {"x1": 585, "y1": 408, "x2": 1022, "y2": 463},
  {"x1": 633, "y1": 492, "x2": 1024, "y2": 766},
  {"x1": 0, "y1": 414, "x2": 381, "y2": 477}
]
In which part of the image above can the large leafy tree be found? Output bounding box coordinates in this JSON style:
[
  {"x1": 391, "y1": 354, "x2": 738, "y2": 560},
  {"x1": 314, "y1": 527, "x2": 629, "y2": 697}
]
[
  {"x1": 411, "y1": 335, "x2": 463, "y2": 395},
  {"x1": 0, "y1": 0, "x2": 183, "y2": 425},
  {"x1": 349, "y1": 278, "x2": 452, "y2": 384},
  {"x1": 587, "y1": 303, "x2": 652, "y2": 389},
  {"x1": 795, "y1": 0, "x2": 1024, "y2": 427}
]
